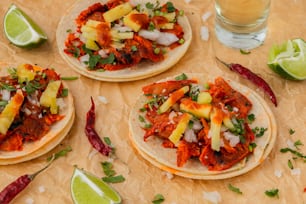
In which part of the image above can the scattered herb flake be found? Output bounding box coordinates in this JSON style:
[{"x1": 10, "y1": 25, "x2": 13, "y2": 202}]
[
  {"x1": 61, "y1": 88, "x2": 69, "y2": 97},
  {"x1": 7, "y1": 68, "x2": 17, "y2": 79},
  {"x1": 103, "y1": 137, "x2": 112, "y2": 146},
  {"x1": 287, "y1": 159, "x2": 294, "y2": 169},
  {"x1": 102, "y1": 175, "x2": 125, "y2": 183},
  {"x1": 248, "y1": 142, "x2": 257, "y2": 152},
  {"x1": 228, "y1": 183, "x2": 243, "y2": 194},
  {"x1": 280, "y1": 148, "x2": 306, "y2": 159},
  {"x1": 247, "y1": 113, "x2": 255, "y2": 123},
  {"x1": 145, "y1": 2, "x2": 154, "y2": 9},
  {"x1": 289, "y1": 128, "x2": 295, "y2": 135},
  {"x1": 47, "y1": 146, "x2": 72, "y2": 161},
  {"x1": 166, "y1": 2, "x2": 175, "y2": 12},
  {"x1": 0, "y1": 82, "x2": 16, "y2": 91},
  {"x1": 60, "y1": 76, "x2": 79, "y2": 80},
  {"x1": 66, "y1": 29, "x2": 72, "y2": 33},
  {"x1": 138, "y1": 115, "x2": 145, "y2": 123},
  {"x1": 101, "y1": 161, "x2": 116, "y2": 177},
  {"x1": 100, "y1": 53, "x2": 115, "y2": 65},
  {"x1": 252, "y1": 127, "x2": 267, "y2": 137},
  {"x1": 240, "y1": 49, "x2": 251, "y2": 55},
  {"x1": 265, "y1": 188, "x2": 279, "y2": 198},
  {"x1": 152, "y1": 194, "x2": 165, "y2": 204},
  {"x1": 175, "y1": 73, "x2": 188, "y2": 80},
  {"x1": 294, "y1": 140, "x2": 303, "y2": 149}
]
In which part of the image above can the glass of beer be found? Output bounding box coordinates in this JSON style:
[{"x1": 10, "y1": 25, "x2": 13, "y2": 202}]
[{"x1": 215, "y1": 0, "x2": 271, "y2": 49}]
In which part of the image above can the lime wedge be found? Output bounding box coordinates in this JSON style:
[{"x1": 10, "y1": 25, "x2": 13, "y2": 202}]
[
  {"x1": 3, "y1": 4, "x2": 47, "y2": 48},
  {"x1": 268, "y1": 39, "x2": 306, "y2": 80},
  {"x1": 71, "y1": 168, "x2": 121, "y2": 204}
]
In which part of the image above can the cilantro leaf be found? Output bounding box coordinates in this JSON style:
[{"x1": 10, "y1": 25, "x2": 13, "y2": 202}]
[
  {"x1": 265, "y1": 188, "x2": 279, "y2": 198},
  {"x1": 152, "y1": 194, "x2": 165, "y2": 204},
  {"x1": 100, "y1": 53, "x2": 115, "y2": 65},
  {"x1": 102, "y1": 175, "x2": 125, "y2": 183},
  {"x1": 175, "y1": 73, "x2": 188, "y2": 80},
  {"x1": 166, "y1": 2, "x2": 175, "y2": 12},
  {"x1": 101, "y1": 161, "x2": 116, "y2": 177},
  {"x1": 228, "y1": 183, "x2": 243, "y2": 194},
  {"x1": 47, "y1": 146, "x2": 72, "y2": 161}
]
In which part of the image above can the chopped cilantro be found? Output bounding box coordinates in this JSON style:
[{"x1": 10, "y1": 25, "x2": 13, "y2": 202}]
[
  {"x1": 179, "y1": 10, "x2": 184, "y2": 16},
  {"x1": 88, "y1": 55, "x2": 102, "y2": 70},
  {"x1": 294, "y1": 140, "x2": 303, "y2": 149},
  {"x1": 138, "y1": 115, "x2": 145, "y2": 123},
  {"x1": 189, "y1": 85, "x2": 200, "y2": 101},
  {"x1": 175, "y1": 73, "x2": 188, "y2": 80},
  {"x1": 265, "y1": 188, "x2": 279, "y2": 198},
  {"x1": 247, "y1": 113, "x2": 255, "y2": 123},
  {"x1": 287, "y1": 159, "x2": 294, "y2": 169},
  {"x1": 248, "y1": 142, "x2": 257, "y2": 152},
  {"x1": 188, "y1": 120, "x2": 194, "y2": 129},
  {"x1": 144, "y1": 123, "x2": 152, "y2": 129},
  {"x1": 103, "y1": 137, "x2": 112, "y2": 146},
  {"x1": 101, "y1": 161, "x2": 125, "y2": 183},
  {"x1": 0, "y1": 82, "x2": 16, "y2": 91},
  {"x1": 47, "y1": 146, "x2": 72, "y2": 161},
  {"x1": 131, "y1": 45, "x2": 138, "y2": 52},
  {"x1": 24, "y1": 81, "x2": 41, "y2": 94},
  {"x1": 154, "y1": 47, "x2": 161, "y2": 54},
  {"x1": 152, "y1": 194, "x2": 165, "y2": 204},
  {"x1": 60, "y1": 76, "x2": 79, "y2": 80},
  {"x1": 7, "y1": 68, "x2": 17, "y2": 79},
  {"x1": 232, "y1": 119, "x2": 245, "y2": 135},
  {"x1": 100, "y1": 53, "x2": 115, "y2": 65},
  {"x1": 66, "y1": 29, "x2": 72, "y2": 33},
  {"x1": 280, "y1": 147, "x2": 306, "y2": 159},
  {"x1": 166, "y1": 2, "x2": 175, "y2": 12},
  {"x1": 102, "y1": 175, "x2": 125, "y2": 183},
  {"x1": 289, "y1": 128, "x2": 295, "y2": 135},
  {"x1": 252, "y1": 127, "x2": 267, "y2": 137},
  {"x1": 148, "y1": 22, "x2": 155, "y2": 30},
  {"x1": 0, "y1": 100, "x2": 8, "y2": 107},
  {"x1": 139, "y1": 107, "x2": 147, "y2": 112},
  {"x1": 228, "y1": 183, "x2": 243, "y2": 194},
  {"x1": 240, "y1": 49, "x2": 251, "y2": 55},
  {"x1": 61, "y1": 88, "x2": 69, "y2": 97},
  {"x1": 145, "y1": 2, "x2": 154, "y2": 9},
  {"x1": 178, "y1": 38, "x2": 185, "y2": 44}
]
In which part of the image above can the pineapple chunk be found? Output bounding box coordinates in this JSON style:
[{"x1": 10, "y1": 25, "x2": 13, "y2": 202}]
[
  {"x1": 0, "y1": 90, "x2": 24, "y2": 135},
  {"x1": 159, "y1": 23, "x2": 174, "y2": 29},
  {"x1": 209, "y1": 108, "x2": 224, "y2": 152},
  {"x1": 158, "y1": 86, "x2": 189, "y2": 114},
  {"x1": 168, "y1": 113, "x2": 192, "y2": 146},
  {"x1": 197, "y1": 92, "x2": 212, "y2": 104},
  {"x1": 81, "y1": 25, "x2": 97, "y2": 34},
  {"x1": 180, "y1": 98, "x2": 212, "y2": 119},
  {"x1": 111, "y1": 30, "x2": 134, "y2": 40},
  {"x1": 163, "y1": 12, "x2": 176, "y2": 22},
  {"x1": 223, "y1": 115, "x2": 235, "y2": 131},
  {"x1": 40, "y1": 80, "x2": 61, "y2": 114},
  {"x1": 17, "y1": 64, "x2": 36, "y2": 83},
  {"x1": 103, "y1": 2, "x2": 133, "y2": 23},
  {"x1": 81, "y1": 31, "x2": 98, "y2": 41},
  {"x1": 85, "y1": 20, "x2": 102, "y2": 27},
  {"x1": 85, "y1": 39, "x2": 99, "y2": 51},
  {"x1": 123, "y1": 10, "x2": 142, "y2": 32}
]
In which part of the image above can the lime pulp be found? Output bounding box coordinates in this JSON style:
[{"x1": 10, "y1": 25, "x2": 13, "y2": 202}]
[
  {"x1": 268, "y1": 38, "x2": 306, "y2": 80},
  {"x1": 71, "y1": 168, "x2": 121, "y2": 204},
  {"x1": 3, "y1": 4, "x2": 47, "y2": 48}
]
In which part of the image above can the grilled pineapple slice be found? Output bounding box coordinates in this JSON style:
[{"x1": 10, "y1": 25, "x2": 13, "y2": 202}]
[
  {"x1": 103, "y1": 2, "x2": 133, "y2": 23},
  {"x1": 0, "y1": 90, "x2": 24, "y2": 135},
  {"x1": 123, "y1": 10, "x2": 143, "y2": 32},
  {"x1": 17, "y1": 64, "x2": 36, "y2": 83},
  {"x1": 180, "y1": 98, "x2": 212, "y2": 119},
  {"x1": 168, "y1": 113, "x2": 192, "y2": 146},
  {"x1": 40, "y1": 80, "x2": 61, "y2": 114},
  {"x1": 209, "y1": 108, "x2": 223, "y2": 152}
]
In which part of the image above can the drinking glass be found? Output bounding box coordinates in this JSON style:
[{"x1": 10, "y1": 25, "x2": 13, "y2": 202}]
[{"x1": 215, "y1": 0, "x2": 271, "y2": 49}]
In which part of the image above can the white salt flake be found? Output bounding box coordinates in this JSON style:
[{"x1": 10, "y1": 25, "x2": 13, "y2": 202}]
[
  {"x1": 163, "y1": 171, "x2": 174, "y2": 179},
  {"x1": 291, "y1": 168, "x2": 301, "y2": 176},
  {"x1": 184, "y1": 0, "x2": 191, "y2": 3},
  {"x1": 202, "y1": 11, "x2": 212, "y2": 22},
  {"x1": 200, "y1": 26, "x2": 209, "y2": 41},
  {"x1": 203, "y1": 191, "x2": 222, "y2": 204},
  {"x1": 274, "y1": 169, "x2": 282, "y2": 178},
  {"x1": 98, "y1": 96, "x2": 108, "y2": 104}
]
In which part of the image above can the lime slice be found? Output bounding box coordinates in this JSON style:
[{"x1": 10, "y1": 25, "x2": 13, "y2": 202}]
[
  {"x1": 3, "y1": 4, "x2": 47, "y2": 48},
  {"x1": 268, "y1": 38, "x2": 306, "y2": 80},
  {"x1": 71, "y1": 168, "x2": 121, "y2": 204}
]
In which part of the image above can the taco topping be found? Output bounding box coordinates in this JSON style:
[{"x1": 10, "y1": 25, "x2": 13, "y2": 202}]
[
  {"x1": 138, "y1": 76, "x2": 263, "y2": 171},
  {"x1": 0, "y1": 64, "x2": 66, "y2": 151},
  {"x1": 63, "y1": 0, "x2": 186, "y2": 71}
]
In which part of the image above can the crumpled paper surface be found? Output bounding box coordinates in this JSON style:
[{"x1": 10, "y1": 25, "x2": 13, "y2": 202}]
[{"x1": 0, "y1": 0, "x2": 305, "y2": 203}]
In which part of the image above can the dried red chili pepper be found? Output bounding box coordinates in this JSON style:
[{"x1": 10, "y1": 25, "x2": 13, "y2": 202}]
[
  {"x1": 85, "y1": 97, "x2": 112, "y2": 156},
  {"x1": 0, "y1": 156, "x2": 55, "y2": 204},
  {"x1": 216, "y1": 57, "x2": 277, "y2": 107}
]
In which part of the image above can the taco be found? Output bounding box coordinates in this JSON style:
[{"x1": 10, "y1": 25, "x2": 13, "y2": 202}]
[
  {"x1": 56, "y1": 0, "x2": 192, "y2": 82},
  {"x1": 129, "y1": 74, "x2": 277, "y2": 179},
  {"x1": 0, "y1": 62, "x2": 75, "y2": 165}
]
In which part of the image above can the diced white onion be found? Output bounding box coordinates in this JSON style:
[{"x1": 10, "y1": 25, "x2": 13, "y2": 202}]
[
  {"x1": 98, "y1": 96, "x2": 108, "y2": 104},
  {"x1": 232, "y1": 107, "x2": 239, "y2": 112},
  {"x1": 138, "y1": 29, "x2": 161, "y2": 41},
  {"x1": 113, "y1": 24, "x2": 132, "y2": 32},
  {"x1": 23, "y1": 107, "x2": 32, "y2": 116},
  {"x1": 184, "y1": 128, "x2": 197, "y2": 143},
  {"x1": 25, "y1": 197, "x2": 34, "y2": 204},
  {"x1": 98, "y1": 49, "x2": 108, "y2": 58},
  {"x1": 56, "y1": 98, "x2": 66, "y2": 111},
  {"x1": 203, "y1": 191, "x2": 222, "y2": 204},
  {"x1": 156, "y1": 32, "x2": 179, "y2": 46},
  {"x1": 1, "y1": 90, "x2": 11, "y2": 101},
  {"x1": 200, "y1": 26, "x2": 209, "y2": 41},
  {"x1": 168, "y1": 111, "x2": 177, "y2": 124},
  {"x1": 192, "y1": 120, "x2": 202, "y2": 131},
  {"x1": 274, "y1": 169, "x2": 282, "y2": 178},
  {"x1": 162, "y1": 171, "x2": 174, "y2": 179},
  {"x1": 286, "y1": 139, "x2": 296, "y2": 150},
  {"x1": 38, "y1": 185, "x2": 46, "y2": 193},
  {"x1": 291, "y1": 168, "x2": 301, "y2": 176},
  {"x1": 223, "y1": 131, "x2": 240, "y2": 147},
  {"x1": 202, "y1": 11, "x2": 212, "y2": 22},
  {"x1": 79, "y1": 54, "x2": 90, "y2": 67}
]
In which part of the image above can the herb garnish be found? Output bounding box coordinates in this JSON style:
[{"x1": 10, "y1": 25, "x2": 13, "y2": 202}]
[
  {"x1": 252, "y1": 127, "x2": 267, "y2": 137},
  {"x1": 287, "y1": 159, "x2": 294, "y2": 169},
  {"x1": 175, "y1": 73, "x2": 188, "y2": 80},
  {"x1": 47, "y1": 146, "x2": 72, "y2": 161},
  {"x1": 280, "y1": 147, "x2": 306, "y2": 160},
  {"x1": 248, "y1": 142, "x2": 257, "y2": 152},
  {"x1": 100, "y1": 53, "x2": 115, "y2": 65},
  {"x1": 228, "y1": 183, "x2": 243, "y2": 194},
  {"x1": 240, "y1": 49, "x2": 251, "y2": 55},
  {"x1": 294, "y1": 140, "x2": 303, "y2": 149},
  {"x1": 0, "y1": 100, "x2": 8, "y2": 107},
  {"x1": 166, "y1": 2, "x2": 175, "y2": 12},
  {"x1": 0, "y1": 82, "x2": 16, "y2": 91},
  {"x1": 24, "y1": 80, "x2": 41, "y2": 94},
  {"x1": 61, "y1": 88, "x2": 69, "y2": 97},
  {"x1": 152, "y1": 194, "x2": 165, "y2": 204},
  {"x1": 289, "y1": 128, "x2": 295, "y2": 135},
  {"x1": 247, "y1": 113, "x2": 255, "y2": 123},
  {"x1": 101, "y1": 161, "x2": 125, "y2": 183},
  {"x1": 265, "y1": 188, "x2": 279, "y2": 198},
  {"x1": 60, "y1": 76, "x2": 79, "y2": 81}
]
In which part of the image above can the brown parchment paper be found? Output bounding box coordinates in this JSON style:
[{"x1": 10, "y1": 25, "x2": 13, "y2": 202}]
[{"x1": 0, "y1": 0, "x2": 305, "y2": 203}]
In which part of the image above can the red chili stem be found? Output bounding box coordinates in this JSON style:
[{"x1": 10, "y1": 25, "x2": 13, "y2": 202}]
[
  {"x1": 216, "y1": 57, "x2": 277, "y2": 107},
  {"x1": 85, "y1": 97, "x2": 112, "y2": 156},
  {"x1": 0, "y1": 155, "x2": 55, "y2": 204}
]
